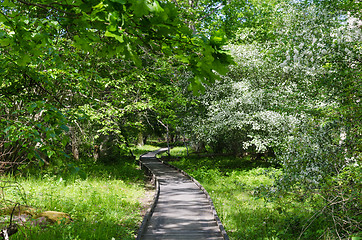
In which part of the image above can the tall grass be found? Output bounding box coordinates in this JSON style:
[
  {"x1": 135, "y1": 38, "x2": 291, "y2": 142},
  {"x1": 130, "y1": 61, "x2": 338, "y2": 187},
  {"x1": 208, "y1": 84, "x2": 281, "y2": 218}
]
[{"x1": 1, "y1": 159, "x2": 151, "y2": 240}]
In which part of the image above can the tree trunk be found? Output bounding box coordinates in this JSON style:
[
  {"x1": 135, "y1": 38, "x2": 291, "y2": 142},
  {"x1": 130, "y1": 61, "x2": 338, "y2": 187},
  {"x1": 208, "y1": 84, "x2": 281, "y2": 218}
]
[
  {"x1": 137, "y1": 132, "x2": 144, "y2": 147},
  {"x1": 1, "y1": 224, "x2": 18, "y2": 240},
  {"x1": 70, "y1": 127, "x2": 79, "y2": 160}
]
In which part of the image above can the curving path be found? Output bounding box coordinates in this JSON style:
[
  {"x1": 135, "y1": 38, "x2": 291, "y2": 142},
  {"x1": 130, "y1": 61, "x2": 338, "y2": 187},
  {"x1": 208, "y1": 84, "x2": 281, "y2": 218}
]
[{"x1": 137, "y1": 148, "x2": 227, "y2": 240}]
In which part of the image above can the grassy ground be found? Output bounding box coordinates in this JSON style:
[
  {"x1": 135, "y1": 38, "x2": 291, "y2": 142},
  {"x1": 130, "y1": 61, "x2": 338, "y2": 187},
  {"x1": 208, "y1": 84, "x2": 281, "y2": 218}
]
[
  {"x1": 164, "y1": 148, "x2": 328, "y2": 240},
  {"x1": 0, "y1": 159, "x2": 153, "y2": 240},
  {"x1": 131, "y1": 144, "x2": 162, "y2": 159},
  {"x1": 0, "y1": 144, "x2": 332, "y2": 239}
]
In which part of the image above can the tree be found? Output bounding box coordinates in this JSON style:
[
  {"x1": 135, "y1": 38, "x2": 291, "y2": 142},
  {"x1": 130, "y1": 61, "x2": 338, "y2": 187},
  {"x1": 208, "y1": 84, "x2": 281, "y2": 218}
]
[
  {"x1": 270, "y1": 2, "x2": 361, "y2": 237},
  {"x1": 0, "y1": 0, "x2": 233, "y2": 169},
  {"x1": 182, "y1": 43, "x2": 301, "y2": 155},
  {"x1": 182, "y1": 0, "x2": 361, "y2": 238}
]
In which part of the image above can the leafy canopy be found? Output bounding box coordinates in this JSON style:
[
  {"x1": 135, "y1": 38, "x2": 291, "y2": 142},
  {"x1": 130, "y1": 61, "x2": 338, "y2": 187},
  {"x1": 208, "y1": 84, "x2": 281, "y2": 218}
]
[{"x1": 0, "y1": 0, "x2": 234, "y2": 92}]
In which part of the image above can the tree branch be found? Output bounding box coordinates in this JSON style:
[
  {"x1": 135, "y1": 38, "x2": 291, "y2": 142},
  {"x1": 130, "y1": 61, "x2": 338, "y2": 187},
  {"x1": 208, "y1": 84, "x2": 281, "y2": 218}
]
[
  {"x1": 23, "y1": 73, "x2": 67, "y2": 109},
  {"x1": 197, "y1": 3, "x2": 223, "y2": 22}
]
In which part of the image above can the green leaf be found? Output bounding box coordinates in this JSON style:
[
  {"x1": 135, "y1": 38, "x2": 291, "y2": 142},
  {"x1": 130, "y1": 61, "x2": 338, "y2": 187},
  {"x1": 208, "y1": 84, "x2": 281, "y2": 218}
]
[
  {"x1": 212, "y1": 60, "x2": 229, "y2": 75},
  {"x1": 0, "y1": 38, "x2": 11, "y2": 47},
  {"x1": 60, "y1": 125, "x2": 69, "y2": 132},
  {"x1": 210, "y1": 30, "x2": 227, "y2": 46},
  {"x1": 126, "y1": 43, "x2": 141, "y2": 67},
  {"x1": 63, "y1": 152, "x2": 71, "y2": 159},
  {"x1": 47, "y1": 150, "x2": 55, "y2": 158},
  {"x1": 111, "y1": 0, "x2": 127, "y2": 4},
  {"x1": 0, "y1": 14, "x2": 7, "y2": 23},
  {"x1": 62, "y1": 137, "x2": 69, "y2": 147},
  {"x1": 3, "y1": 0, "x2": 15, "y2": 7},
  {"x1": 175, "y1": 55, "x2": 189, "y2": 63},
  {"x1": 4, "y1": 126, "x2": 11, "y2": 133},
  {"x1": 27, "y1": 152, "x2": 35, "y2": 160},
  {"x1": 17, "y1": 55, "x2": 31, "y2": 66},
  {"x1": 93, "y1": 2, "x2": 106, "y2": 10},
  {"x1": 188, "y1": 76, "x2": 205, "y2": 95},
  {"x1": 105, "y1": 31, "x2": 124, "y2": 43},
  {"x1": 148, "y1": 1, "x2": 164, "y2": 13},
  {"x1": 73, "y1": 35, "x2": 92, "y2": 51},
  {"x1": 131, "y1": 0, "x2": 150, "y2": 17}
]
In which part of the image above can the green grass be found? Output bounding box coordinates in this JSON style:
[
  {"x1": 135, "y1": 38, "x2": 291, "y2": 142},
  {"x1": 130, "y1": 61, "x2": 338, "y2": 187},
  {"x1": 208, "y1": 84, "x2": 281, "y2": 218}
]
[
  {"x1": 130, "y1": 144, "x2": 162, "y2": 159},
  {"x1": 0, "y1": 159, "x2": 151, "y2": 240},
  {"x1": 158, "y1": 146, "x2": 191, "y2": 158},
  {"x1": 4, "y1": 144, "x2": 331, "y2": 239},
  {"x1": 169, "y1": 154, "x2": 328, "y2": 240},
  {"x1": 131, "y1": 143, "x2": 191, "y2": 159}
]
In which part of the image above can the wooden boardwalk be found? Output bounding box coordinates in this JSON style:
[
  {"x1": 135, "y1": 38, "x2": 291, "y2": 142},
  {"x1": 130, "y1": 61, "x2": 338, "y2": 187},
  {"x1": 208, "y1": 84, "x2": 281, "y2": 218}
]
[{"x1": 137, "y1": 148, "x2": 227, "y2": 240}]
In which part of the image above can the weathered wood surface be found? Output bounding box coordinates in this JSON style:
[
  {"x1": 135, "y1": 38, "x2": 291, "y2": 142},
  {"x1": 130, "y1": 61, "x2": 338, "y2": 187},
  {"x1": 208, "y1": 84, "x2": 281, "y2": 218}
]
[{"x1": 138, "y1": 148, "x2": 224, "y2": 240}]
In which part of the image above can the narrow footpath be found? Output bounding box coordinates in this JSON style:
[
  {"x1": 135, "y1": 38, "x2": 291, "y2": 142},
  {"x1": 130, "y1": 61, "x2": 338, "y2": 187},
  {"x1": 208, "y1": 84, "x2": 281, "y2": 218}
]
[{"x1": 137, "y1": 148, "x2": 226, "y2": 240}]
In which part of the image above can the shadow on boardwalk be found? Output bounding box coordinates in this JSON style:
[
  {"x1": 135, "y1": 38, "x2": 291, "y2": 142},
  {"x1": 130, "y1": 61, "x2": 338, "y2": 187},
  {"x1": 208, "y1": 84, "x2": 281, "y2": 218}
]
[{"x1": 137, "y1": 148, "x2": 227, "y2": 240}]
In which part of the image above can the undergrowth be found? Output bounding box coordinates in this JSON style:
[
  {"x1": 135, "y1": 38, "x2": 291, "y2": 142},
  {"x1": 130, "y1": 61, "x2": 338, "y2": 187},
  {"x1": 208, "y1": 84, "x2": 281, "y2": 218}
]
[{"x1": 1, "y1": 158, "x2": 150, "y2": 240}]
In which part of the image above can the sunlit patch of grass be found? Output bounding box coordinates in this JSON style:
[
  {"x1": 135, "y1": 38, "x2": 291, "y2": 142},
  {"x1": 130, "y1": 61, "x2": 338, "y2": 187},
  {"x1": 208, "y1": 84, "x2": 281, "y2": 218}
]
[
  {"x1": 131, "y1": 144, "x2": 161, "y2": 159},
  {"x1": 1, "y1": 160, "x2": 150, "y2": 240},
  {"x1": 169, "y1": 146, "x2": 190, "y2": 156},
  {"x1": 132, "y1": 143, "x2": 191, "y2": 159},
  {"x1": 157, "y1": 146, "x2": 191, "y2": 158}
]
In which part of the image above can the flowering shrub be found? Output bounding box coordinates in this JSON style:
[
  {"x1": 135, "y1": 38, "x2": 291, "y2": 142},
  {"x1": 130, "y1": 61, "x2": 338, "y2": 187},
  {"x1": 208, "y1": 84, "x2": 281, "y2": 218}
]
[
  {"x1": 184, "y1": 1, "x2": 361, "y2": 238},
  {"x1": 267, "y1": 3, "x2": 361, "y2": 238},
  {"x1": 184, "y1": 43, "x2": 302, "y2": 155}
]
